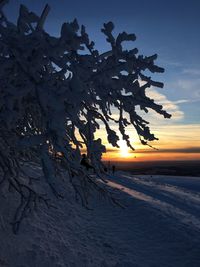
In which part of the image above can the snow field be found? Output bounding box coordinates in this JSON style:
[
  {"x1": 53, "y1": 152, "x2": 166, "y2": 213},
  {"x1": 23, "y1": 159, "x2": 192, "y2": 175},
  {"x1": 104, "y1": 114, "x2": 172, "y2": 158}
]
[{"x1": 0, "y1": 165, "x2": 200, "y2": 267}]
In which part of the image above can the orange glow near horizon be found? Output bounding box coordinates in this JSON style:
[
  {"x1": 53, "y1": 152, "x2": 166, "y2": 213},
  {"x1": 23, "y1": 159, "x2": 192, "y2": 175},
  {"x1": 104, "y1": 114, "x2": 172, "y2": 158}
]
[
  {"x1": 95, "y1": 123, "x2": 200, "y2": 162},
  {"x1": 101, "y1": 131, "x2": 200, "y2": 162},
  {"x1": 102, "y1": 151, "x2": 200, "y2": 162}
]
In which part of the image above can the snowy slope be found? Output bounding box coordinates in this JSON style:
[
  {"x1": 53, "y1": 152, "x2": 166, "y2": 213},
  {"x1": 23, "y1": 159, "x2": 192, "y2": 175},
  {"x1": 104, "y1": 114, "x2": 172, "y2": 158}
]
[{"x1": 0, "y1": 164, "x2": 200, "y2": 267}]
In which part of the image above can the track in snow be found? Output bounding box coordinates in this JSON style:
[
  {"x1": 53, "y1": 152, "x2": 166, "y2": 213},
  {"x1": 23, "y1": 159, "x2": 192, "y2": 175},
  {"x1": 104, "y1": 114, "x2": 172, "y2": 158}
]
[{"x1": 106, "y1": 173, "x2": 200, "y2": 232}]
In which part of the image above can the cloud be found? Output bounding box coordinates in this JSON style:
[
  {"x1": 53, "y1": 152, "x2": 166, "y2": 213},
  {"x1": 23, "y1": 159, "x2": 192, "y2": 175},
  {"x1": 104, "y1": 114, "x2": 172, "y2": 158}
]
[
  {"x1": 130, "y1": 147, "x2": 200, "y2": 154},
  {"x1": 159, "y1": 59, "x2": 182, "y2": 67},
  {"x1": 150, "y1": 123, "x2": 200, "y2": 139},
  {"x1": 146, "y1": 88, "x2": 184, "y2": 121},
  {"x1": 172, "y1": 99, "x2": 190, "y2": 104},
  {"x1": 182, "y1": 69, "x2": 200, "y2": 76},
  {"x1": 176, "y1": 78, "x2": 200, "y2": 91},
  {"x1": 166, "y1": 77, "x2": 200, "y2": 104}
]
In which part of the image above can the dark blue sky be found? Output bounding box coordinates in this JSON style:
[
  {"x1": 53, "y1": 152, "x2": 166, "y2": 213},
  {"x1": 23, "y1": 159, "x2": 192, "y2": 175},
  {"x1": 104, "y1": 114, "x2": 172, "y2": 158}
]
[
  {"x1": 4, "y1": 0, "x2": 200, "y2": 125},
  {"x1": 4, "y1": 0, "x2": 200, "y2": 57},
  {"x1": 4, "y1": 0, "x2": 200, "y2": 63}
]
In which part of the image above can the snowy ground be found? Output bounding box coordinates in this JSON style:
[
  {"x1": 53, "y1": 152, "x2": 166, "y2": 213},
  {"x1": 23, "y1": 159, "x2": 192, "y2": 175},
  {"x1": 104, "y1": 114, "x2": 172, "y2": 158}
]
[{"x1": 0, "y1": 164, "x2": 200, "y2": 267}]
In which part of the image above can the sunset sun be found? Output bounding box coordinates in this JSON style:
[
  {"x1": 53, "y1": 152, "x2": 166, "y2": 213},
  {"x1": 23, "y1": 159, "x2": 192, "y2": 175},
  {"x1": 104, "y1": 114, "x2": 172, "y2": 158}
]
[{"x1": 118, "y1": 139, "x2": 130, "y2": 158}]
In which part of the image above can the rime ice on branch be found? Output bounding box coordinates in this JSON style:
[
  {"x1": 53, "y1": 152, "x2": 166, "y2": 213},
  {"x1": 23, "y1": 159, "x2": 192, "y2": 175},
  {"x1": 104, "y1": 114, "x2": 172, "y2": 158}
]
[{"x1": 0, "y1": 2, "x2": 171, "y2": 232}]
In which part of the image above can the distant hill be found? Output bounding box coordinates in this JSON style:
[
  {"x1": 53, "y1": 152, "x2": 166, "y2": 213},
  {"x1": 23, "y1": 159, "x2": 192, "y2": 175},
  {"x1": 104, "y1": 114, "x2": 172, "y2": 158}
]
[{"x1": 103, "y1": 160, "x2": 200, "y2": 177}]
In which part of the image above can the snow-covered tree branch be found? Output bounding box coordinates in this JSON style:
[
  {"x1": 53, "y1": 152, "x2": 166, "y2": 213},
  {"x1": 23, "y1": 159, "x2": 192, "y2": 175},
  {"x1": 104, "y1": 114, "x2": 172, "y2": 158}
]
[{"x1": 0, "y1": 2, "x2": 171, "y2": 232}]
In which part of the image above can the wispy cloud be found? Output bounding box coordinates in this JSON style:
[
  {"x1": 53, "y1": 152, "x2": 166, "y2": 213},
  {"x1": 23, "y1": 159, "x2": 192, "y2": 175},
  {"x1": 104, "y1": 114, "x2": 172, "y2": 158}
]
[
  {"x1": 167, "y1": 78, "x2": 200, "y2": 102},
  {"x1": 150, "y1": 124, "x2": 200, "y2": 140},
  {"x1": 146, "y1": 88, "x2": 184, "y2": 121},
  {"x1": 159, "y1": 59, "x2": 182, "y2": 67},
  {"x1": 130, "y1": 147, "x2": 200, "y2": 154},
  {"x1": 171, "y1": 99, "x2": 189, "y2": 104},
  {"x1": 176, "y1": 78, "x2": 200, "y2": 91},
  {"x1": 182, "y1": 68, "x2": 200, "y2": 76}
]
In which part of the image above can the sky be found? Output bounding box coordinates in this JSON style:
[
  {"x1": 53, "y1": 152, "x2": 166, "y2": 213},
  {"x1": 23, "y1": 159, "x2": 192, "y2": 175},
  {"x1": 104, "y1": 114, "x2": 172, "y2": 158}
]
[{"x1": 4, "y1": 0, "x2": 200, "y2": 162}]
